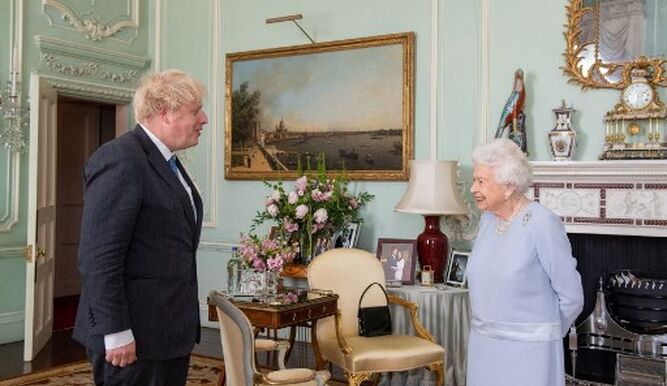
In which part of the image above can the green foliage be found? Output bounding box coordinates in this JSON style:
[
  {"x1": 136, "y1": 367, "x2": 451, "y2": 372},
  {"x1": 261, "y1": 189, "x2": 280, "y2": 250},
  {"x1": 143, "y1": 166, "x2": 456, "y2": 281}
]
[{"x1": 231, "y1": 81, "x2": 261, "y2": 146}]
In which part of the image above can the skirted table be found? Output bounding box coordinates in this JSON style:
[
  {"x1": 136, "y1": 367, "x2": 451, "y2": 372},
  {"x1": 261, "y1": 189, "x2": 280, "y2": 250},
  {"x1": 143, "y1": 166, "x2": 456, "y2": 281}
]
[{"x1": 381, "y1": 286, "x2": 471, "y2": 386}]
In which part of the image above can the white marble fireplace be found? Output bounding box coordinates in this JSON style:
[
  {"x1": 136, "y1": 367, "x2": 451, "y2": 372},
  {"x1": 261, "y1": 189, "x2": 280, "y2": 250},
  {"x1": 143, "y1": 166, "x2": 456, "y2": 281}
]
[
  {"x1": 530, "y1": 160, "x2": 667, "y2": 238},
  {"x1": 529, "y1": 161, "x2": 667, "y2": 383}
]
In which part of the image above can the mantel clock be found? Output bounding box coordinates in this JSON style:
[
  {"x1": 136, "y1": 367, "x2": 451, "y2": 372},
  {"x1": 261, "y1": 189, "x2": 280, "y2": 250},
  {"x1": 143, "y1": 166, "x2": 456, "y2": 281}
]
[{"x1": 602, "y1": 70, "x2": 667, "y2": 160}]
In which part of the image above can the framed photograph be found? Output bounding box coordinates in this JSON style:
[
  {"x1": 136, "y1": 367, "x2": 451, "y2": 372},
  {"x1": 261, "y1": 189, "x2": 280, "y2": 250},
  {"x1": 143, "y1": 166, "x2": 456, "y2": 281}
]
[
  {"x1": 268, "y1": 226, "x2": 280, "y2": 239},
  {"x1": 446, "y1": 251, "x2": 470, "y2": 288},
  {"x1": 376, "y1": 238, "x2": 417, "y2": 285},
  {"x1": 224, "y1": 32, "x2": 414, "y2": 181},
  {"x1": 333, "y1": 222, "x2": 360, "y2": 248}
]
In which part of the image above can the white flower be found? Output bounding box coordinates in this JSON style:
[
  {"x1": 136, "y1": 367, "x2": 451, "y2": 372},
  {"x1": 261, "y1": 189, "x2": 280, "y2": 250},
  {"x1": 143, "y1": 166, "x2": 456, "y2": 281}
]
[
  {"x1": 295, "y1": 204, "x2": 309, "y2": 219},
  {"x1": 267, "y1": 204, "x2": 279, "y2": 217},
  {"x1": 313, "y1": 208, "x2": 328, "y2": 224},
  {"x1": 288, "y1": 191, "x2": 298, "y2": 205}
]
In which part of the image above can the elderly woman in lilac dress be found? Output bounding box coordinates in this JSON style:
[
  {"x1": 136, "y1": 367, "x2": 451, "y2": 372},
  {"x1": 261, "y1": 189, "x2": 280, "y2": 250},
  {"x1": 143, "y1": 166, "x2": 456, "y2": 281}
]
[{"x1": 466, "y1": 138, "x2": 584, "y2": 386}]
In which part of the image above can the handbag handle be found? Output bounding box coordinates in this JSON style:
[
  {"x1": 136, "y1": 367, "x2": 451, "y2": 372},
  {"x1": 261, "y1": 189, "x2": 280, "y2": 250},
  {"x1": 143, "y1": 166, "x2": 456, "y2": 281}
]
[{"x1": 358, "y1": 281, "x2": 389, "y2": 309}]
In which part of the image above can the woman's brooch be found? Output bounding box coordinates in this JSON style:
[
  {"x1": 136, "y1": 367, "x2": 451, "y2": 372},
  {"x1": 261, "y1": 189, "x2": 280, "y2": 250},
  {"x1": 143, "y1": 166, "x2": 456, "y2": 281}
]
[{"x1": 522, "y1": 210, "x2": 532, "y2": 226}]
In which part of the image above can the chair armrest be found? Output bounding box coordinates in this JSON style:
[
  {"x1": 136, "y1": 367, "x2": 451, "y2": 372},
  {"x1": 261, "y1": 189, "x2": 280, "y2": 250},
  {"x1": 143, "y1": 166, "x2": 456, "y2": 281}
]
[
  {"x1": 256, "y1": 339, "x2": 290, "y2": 370},
  {"x1": 334, "y1": 308, "x2": 353, "y2": 355},
  {"x1": 388, "y1": 294, "x2": 436, "y2": 343}
]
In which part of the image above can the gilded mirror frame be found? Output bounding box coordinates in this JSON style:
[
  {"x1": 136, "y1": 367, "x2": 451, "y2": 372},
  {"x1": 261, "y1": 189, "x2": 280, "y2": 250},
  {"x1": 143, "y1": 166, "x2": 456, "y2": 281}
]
[{"x1": 562, "y1": 0, "x2": 667, "y2": 90}]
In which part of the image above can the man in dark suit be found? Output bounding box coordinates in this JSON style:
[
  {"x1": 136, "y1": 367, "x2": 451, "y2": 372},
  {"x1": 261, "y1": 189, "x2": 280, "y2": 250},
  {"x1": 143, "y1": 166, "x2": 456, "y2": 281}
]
[{"x1": 73, "y1": 69, "x2": 207, "y2": 385}]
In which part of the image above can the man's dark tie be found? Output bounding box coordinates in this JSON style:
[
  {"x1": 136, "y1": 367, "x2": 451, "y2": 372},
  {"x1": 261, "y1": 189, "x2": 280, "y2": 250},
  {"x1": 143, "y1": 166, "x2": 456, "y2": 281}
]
[{"x1": 168, "y1": 155, "x2": 179, "y2": 176}]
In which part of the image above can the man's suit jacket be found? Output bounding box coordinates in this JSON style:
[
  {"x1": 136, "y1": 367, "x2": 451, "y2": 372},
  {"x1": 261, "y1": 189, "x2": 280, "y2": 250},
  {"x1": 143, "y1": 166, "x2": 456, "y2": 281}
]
[{"x1": 73, "y1": 126, "x2": 203, "y2": 360}]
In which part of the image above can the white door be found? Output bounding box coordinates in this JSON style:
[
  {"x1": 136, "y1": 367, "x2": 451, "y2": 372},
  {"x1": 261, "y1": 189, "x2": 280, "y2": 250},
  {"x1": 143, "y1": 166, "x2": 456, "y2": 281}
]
[{"x1": 24, "y1": 74, "x2": 58, "y2": 361}]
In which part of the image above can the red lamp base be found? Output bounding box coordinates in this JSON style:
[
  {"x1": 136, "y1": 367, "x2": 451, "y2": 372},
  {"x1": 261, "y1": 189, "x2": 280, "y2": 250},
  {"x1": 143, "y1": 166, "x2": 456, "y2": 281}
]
[{"x1": 416, "y1": 215, "x2": 448, "y2": 283}]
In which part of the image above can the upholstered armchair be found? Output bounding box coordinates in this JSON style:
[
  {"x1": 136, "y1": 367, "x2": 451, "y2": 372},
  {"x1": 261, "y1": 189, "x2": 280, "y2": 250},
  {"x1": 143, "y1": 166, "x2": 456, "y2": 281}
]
[
  {"x1": 307, "y1": 248, "x2": 445, "y2": 386},
  {"x1": 209, "y1": 291, "x2": 331, "y2": 386}
]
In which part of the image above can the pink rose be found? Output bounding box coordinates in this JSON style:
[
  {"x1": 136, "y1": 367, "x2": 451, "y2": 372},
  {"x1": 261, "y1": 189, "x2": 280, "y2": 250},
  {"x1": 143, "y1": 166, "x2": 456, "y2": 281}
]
[
  {"x1": 288, "y1": 191, "x2": 298, "y2": 204},
  {"x1": 252, "y1": 258, "x2": 266, "y2": 272},
  {"x1": 272, "y1": 190, "x2": 281, "y2": 202},
  {"x1": 295, "y1": 204, "x2": 309, "y2": 219},
  {"x1": 265, "y1": 197, "x2": 274, "y2": 206},
  {"x1": 267, "y1": 204, "x2": 279, "y2": 217},
  {"x1": 283, "y1": 218, "x2": 299, "y2": 232},
  {"x1": 267, "y1": 256, "x2": 284, "y2": 271},
  {"x1": 313, "y1": 208, "x2": 328, "y2": 224},
  {"x1": 295, "y1": 176, "x2": 308, "y2": 192}
]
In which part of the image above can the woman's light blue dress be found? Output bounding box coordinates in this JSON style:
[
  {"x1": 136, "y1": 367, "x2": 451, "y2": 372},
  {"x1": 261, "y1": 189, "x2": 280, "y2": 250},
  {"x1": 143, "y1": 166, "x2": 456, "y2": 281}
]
[{"x1": 466, "y1": 202, "x2": 584, "y2": 386}]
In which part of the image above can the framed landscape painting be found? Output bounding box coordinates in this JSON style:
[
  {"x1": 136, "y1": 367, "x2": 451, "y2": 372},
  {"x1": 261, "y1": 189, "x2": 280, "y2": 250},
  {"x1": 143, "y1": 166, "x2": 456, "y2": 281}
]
[{"x1": 224, "y1": 32, "x2": 414, "y2": 181}]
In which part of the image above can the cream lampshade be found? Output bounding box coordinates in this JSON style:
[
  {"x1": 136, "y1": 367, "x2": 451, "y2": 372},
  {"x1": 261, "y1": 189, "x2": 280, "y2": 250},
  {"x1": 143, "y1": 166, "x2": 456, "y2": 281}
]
[{"x1": 395, "y1": 160, "x2": 467, "y2": 282}]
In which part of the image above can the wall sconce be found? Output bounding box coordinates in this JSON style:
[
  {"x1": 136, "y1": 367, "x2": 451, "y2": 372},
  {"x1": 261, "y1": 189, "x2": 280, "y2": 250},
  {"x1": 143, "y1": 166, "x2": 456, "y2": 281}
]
[{"x1": 0, "y1": 47, "x2": 29, "y2": 154}]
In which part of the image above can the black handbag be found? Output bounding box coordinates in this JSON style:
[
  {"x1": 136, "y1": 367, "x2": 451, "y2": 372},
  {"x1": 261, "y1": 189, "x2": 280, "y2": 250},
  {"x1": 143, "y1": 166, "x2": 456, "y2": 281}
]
[{"x1": 357, "y1": 281, "x2": 392, "y2": 337}]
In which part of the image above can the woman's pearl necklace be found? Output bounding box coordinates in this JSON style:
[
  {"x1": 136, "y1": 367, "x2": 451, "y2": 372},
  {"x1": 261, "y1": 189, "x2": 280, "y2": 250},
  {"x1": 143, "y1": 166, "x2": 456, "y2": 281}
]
[{"x1": 495, "y1": 199, "x2": 526, "y2": 235}]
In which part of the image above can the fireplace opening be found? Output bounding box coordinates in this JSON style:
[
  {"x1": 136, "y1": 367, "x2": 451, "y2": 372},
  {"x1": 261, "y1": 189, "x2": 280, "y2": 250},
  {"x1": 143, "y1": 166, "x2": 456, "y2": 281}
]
[{"x1": 566, "y1": 233, "x2": 667, "y2": 384}]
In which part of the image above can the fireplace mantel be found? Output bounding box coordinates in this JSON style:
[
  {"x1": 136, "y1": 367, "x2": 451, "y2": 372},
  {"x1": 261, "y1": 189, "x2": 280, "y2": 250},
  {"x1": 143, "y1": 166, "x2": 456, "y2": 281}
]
[{"x1": 530, "y1": 160, "x2": 667, "y2": 237}]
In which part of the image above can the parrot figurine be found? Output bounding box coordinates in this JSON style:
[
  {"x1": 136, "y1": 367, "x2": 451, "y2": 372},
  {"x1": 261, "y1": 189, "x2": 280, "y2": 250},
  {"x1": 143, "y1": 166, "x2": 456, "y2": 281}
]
[{"x1": 495, "y1": 69, "x2": 525, "y2": 140}]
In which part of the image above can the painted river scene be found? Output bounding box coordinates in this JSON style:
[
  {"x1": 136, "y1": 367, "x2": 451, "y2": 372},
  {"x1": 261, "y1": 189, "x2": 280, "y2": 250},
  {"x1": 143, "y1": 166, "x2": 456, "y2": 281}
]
[{"x1": 226, "y1": 37, "x2": 408, "y2": 176}]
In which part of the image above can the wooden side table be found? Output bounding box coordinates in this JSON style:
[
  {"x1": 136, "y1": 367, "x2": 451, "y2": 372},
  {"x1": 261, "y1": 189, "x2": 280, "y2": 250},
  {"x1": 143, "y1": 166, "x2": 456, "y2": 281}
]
[{"x1": 208, "y1": 291, "x2": 337, "y2": 369}]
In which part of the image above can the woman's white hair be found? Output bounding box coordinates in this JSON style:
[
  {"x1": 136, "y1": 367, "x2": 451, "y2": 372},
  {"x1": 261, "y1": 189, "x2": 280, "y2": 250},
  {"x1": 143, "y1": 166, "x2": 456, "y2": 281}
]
[{"x1": 471, "y1": 138, "x2": 533, "y2": 194}]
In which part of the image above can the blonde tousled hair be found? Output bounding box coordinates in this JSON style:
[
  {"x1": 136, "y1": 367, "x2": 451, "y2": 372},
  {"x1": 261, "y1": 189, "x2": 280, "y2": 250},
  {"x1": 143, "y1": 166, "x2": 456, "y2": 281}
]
[{"x1": 133, "y1": 69, "x2": 206, "y2": 122}]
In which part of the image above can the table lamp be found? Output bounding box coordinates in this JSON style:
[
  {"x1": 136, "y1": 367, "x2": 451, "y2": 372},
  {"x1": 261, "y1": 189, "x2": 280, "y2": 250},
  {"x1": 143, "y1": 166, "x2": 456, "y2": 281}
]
[{"x1": 395, "y1": 160, "x2": 467, "y2": 283}]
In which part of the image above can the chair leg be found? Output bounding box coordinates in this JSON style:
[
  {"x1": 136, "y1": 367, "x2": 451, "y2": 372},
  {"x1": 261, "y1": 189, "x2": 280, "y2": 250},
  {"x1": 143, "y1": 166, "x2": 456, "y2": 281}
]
[
  {"x1": 369, "y1": 372, "x2": 381, "y2": 386},
  {"x1": 346, "y1": 372, "x2": 372, "y2": 386},
  {"x1": 427, "y1": 362, "x2": 445, "y2": 386}
]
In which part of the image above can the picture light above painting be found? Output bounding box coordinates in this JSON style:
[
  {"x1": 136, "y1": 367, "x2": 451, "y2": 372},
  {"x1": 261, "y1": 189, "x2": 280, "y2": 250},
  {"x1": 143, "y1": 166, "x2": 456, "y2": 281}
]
[{"x1": 224, "y1": 32, "x2": 415, "y2": 181}]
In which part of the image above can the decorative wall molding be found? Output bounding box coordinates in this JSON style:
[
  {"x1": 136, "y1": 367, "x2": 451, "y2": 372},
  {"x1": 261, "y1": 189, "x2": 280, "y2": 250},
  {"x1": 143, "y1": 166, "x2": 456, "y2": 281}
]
[
  {"x1": 0, "y1": 311, "x2": 24, "y2": 326},
  {"x1": 34, "y1": 36, "x2": 150, "y2": 103},
  {"x1": 0, "y1": 152, "x2": 20, "y2": 233},
  {"x1": 171, "y1": 0, "x2": 219, "y2": 228},
  {"x1": 445, "y1": 168, "x2": 481, "y2": 243},
  {"x1": 42, "y1": 54, "x2": 139, "y2": 83},
  {"x1": 205, "y1": 0, "x2": 220, "y2": 228},
  {"x1": 34, "y1": 35, "x2": 149, "y2": 88},
  {"x1": 199, "y1": 241, "x2": 238, "y2": 253},
  {"x1": 39, "y1": 73, "x2": 135, "y2": 104},
  {"x1": 43, "y1": 0, "x2": 139, "y2": 43},
  {"x1": 0, "y1": 246, "x2": 24, "y2": 260},
  {"x1": 531, "y1": 161, "x2": 667, "y2": 237},
  {"x1": 35, "y1": 35, "x2": 147, "y2": 68},
  {"x1": 154, "y1": 0, "x2": 161, "y2": 71},
  {"x1": 478, "y1": 0, "x2": 491, "y2": 146}
]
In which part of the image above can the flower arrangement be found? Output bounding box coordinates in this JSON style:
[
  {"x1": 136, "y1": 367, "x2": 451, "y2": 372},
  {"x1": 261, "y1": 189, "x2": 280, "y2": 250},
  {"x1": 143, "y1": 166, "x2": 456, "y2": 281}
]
[
  {"x1": 238, "y1": 233, "x2": 298, "y2": 273},
  {"x1": 251, "y1": 155, "x2": 374, "y2": 262}
]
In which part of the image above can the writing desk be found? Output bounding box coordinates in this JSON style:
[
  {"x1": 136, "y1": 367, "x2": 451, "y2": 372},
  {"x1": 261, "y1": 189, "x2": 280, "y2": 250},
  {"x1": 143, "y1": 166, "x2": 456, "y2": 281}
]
[
  {"x1": 385, "y1": 285, "x2": 470, "y2": 386},
  {"x1": 207, "y1": 290, "x2": 337, "y2": 368}
]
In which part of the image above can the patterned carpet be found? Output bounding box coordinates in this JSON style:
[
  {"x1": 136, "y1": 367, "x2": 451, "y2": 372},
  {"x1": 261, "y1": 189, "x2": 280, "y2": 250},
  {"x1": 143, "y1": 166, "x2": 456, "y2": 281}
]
[{"x1": 0, "y1": 354, "x2": 224, "y2": 386}]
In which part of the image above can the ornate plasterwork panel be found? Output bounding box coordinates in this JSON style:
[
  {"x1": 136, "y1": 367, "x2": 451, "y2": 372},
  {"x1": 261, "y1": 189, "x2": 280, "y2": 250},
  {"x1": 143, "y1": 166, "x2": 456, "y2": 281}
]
[
  {"x1": 43, "y1": 0, "x2": 139, "y2": 43},
  {"x1": 0, "y1": 152, "x2": 20, "y2": 232},
  {"x1": 34, "y1": 35, "x2": 150, "y2": 102},
  {"x1": 531, "y1": 161, "x2": 667, "y2": 237}
]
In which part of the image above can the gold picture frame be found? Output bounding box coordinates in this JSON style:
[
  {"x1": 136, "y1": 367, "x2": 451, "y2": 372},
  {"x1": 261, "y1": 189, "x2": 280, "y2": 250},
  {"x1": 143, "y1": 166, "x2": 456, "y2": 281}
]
[{"x1": 224, "y1": 32, "x2": 414, "y2": 181}]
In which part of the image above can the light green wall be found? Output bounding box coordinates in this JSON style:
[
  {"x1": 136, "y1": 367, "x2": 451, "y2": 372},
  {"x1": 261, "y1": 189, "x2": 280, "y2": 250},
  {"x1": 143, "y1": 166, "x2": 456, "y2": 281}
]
[{"x1": 1, "y1": 0, "x2": 665, "y2": 340}]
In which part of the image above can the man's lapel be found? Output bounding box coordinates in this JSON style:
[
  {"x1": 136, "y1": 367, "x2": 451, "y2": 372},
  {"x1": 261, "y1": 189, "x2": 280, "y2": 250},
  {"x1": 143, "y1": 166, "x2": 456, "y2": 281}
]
[{"x1": 132, "y1": 127, "x2": 198, "y2": 231}]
